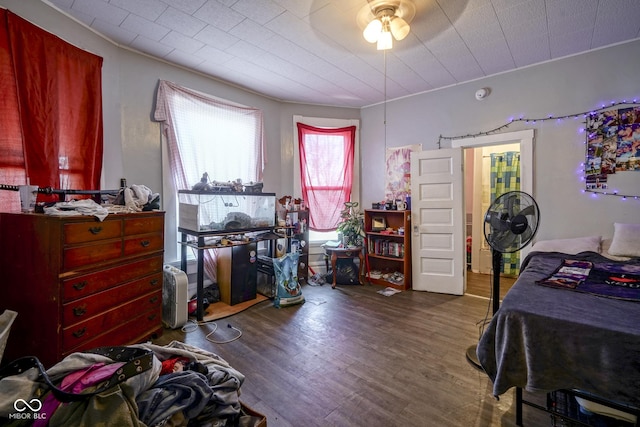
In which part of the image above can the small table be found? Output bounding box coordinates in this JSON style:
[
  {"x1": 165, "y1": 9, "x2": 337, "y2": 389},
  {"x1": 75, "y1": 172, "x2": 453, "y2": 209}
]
[{"x1": 324, "y1": 246, "x2": 364, "y2": 288}]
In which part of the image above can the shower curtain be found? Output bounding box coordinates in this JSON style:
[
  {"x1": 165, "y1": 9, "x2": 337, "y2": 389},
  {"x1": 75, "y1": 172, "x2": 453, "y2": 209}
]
[{"x1": 490, "y1": 152, "x2": 521, "y2": 276}]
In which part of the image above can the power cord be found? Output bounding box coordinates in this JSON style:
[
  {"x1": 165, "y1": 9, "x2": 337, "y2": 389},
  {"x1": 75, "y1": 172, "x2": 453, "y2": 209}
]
[
  {"x1": 206, "y1": 323, "x2": 243, "y2": 344},
  {"x1": 181, "y1": 320, "x2": 243, "y2": 344}
]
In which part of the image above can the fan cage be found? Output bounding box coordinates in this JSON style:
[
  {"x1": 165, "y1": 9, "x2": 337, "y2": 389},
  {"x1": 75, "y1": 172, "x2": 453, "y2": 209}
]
[{"x1": 483, "y1": 191, "x2": 539, "y2": 254}]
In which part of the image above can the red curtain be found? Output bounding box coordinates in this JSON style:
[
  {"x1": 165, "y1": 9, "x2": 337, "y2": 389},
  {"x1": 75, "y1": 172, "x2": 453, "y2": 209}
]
[
  {"x1": 0, "y1": 9, "x2": 103, "y2": 211},
  {"x1": 297, "y1": 123, "x2": 355, "y2": 231}
]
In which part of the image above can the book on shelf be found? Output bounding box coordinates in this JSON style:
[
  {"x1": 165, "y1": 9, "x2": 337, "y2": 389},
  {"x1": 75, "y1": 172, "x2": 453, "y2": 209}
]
[{"x1": 368, "y1": 238, "x2": 404, "y2": 257}]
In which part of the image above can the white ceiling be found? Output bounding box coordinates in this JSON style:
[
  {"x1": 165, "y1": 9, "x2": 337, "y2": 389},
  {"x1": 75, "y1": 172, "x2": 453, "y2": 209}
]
[{"x1": 45, "y1": 0, "x2": 640, "y2": 108}]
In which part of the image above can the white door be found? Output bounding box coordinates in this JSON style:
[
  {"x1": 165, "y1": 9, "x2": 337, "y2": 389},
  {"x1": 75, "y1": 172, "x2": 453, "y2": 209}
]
[{"x1": 411, "y1": 148, "x2": 465, "y2": 294}]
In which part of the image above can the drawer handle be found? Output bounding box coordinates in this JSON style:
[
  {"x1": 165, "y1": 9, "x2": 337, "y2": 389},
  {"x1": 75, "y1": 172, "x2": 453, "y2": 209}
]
[
  {"x1": 148, "y1": 314, "x2": 157, "y2": 321},
  {"x1": 149, "y1": 279, "x2": 159, "y2": 286},
  {"x1": 140, "y1": 240, "x2": 151, "y2": 247},
  {"x1": 73, "y1": 305, "x2": 87, "y2": 317},
  {"x1": 72, "y1": 327, "x2": 86, "y2": 338},
  {"x1": 149, "y1": 296, "x2": 159, "y2": 304},
  {"x1": 89, "y1": 226, "x2": 103, "y2": 235},
  {"x1": 73, "y1": 281, "x2": 88, "y2": 290}
]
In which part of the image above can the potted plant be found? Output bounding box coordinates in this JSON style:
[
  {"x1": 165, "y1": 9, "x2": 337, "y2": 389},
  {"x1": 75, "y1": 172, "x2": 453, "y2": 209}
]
[{"x1": 336, "y1": 201, "x2": 365, "y2": 248}]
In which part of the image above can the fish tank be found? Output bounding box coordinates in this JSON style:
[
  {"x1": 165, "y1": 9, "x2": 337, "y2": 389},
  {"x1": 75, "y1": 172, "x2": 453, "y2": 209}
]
[{"x1": 178, "y1": 190, "x2": 276, "y2": 233}]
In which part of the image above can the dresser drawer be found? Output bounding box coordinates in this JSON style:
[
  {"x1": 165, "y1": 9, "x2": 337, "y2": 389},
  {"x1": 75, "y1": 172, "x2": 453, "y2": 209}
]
[
  {"x1": 64, "y1": 219, "x2": 122, "y2": 244},
  {"x1": 62, "y1": 240, "x2": 123, "y2": 270},
  {"x1": 63, "y1": 273, "x2": 162, "y2": 326},
  {"x1": 124, "y1": 215, "x2": 164, "y2": 236},
  {"x1": 124, "y1": 233, "x2": 164, "y2": 257},
  {"x1": 62, "y1": 255, "x2": 163, "y2": 302},
  {"x1": 62, "y1": 297, "x2": 162, "y2": 353}
]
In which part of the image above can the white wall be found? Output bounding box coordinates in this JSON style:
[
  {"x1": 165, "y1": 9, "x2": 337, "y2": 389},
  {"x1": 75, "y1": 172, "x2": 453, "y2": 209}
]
[{"x1": 361, "y1": 41, "x2": 640, "y2": 241}]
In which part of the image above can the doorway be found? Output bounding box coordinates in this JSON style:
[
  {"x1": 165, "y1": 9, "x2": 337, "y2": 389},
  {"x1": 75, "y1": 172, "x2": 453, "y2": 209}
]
[
  {"x1": 410, "y1": 130, "x2": 533, "y2": 295},
  {"x1": 464, "y1": 144, "x2": 520, "y2": 299},
  {"x1": 466, "y1": 144, "x2": 521, "y2": 273},
  {"x1": 453, "y1": 129, "x2": 534, "y2": 298}
]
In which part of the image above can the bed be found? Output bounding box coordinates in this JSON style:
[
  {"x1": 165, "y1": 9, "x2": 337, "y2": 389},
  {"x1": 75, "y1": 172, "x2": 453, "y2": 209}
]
[{"x1": 476, "y1": 226, "x2": 640, "y2": 424}]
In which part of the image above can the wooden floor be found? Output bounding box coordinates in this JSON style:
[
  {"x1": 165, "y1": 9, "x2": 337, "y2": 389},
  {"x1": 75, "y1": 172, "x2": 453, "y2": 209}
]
[
  {"x1": 465, "y1": 270, "x2": 517, "y2": 301},
  {"x1": 154, "y1": 281, "x2": 551, "y2": 427}
]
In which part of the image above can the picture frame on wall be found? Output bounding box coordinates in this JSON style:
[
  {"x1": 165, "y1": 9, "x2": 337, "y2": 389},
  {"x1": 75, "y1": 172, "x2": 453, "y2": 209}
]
[{"x1": 371, "y1": 216, "x2": 386, "y2": 231}]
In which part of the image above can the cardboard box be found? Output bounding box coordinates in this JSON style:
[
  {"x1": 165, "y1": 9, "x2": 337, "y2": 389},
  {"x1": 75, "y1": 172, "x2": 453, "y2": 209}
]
[{"x1": 240, "y1": 402, "x2": 267, "y2": 427}]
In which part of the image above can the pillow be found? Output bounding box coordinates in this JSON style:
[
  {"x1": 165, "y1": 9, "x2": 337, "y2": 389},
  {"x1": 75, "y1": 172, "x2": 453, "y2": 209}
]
[
  {"x1": 600, "y1": 238, "x2": 632, "y2": 261},
  {"x1": 607, "y1": 223, "x2": 640, "y2": 258},
  {"x1": 532, "y1": 235, "x2": 601, "y2": 254}
]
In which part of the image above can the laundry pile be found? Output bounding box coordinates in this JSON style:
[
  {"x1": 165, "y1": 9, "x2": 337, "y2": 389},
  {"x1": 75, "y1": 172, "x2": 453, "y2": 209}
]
[
  {"x1": 43, "y1": 198, "x2": 110, "y2": 221},
  {"x1": 0, "y1": 341, "x2": 262, "y2": 426},
  {"x1": 43, "y1": 184, "x2": 160, "y2": 221},
  {"x1": 114, "y1": 184, "x2": 161, "y2": 212}
]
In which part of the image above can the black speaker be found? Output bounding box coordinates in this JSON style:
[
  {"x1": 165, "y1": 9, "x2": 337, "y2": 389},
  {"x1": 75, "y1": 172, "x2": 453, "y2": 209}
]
[{"x1": 217, "y1": 242, "x2": 257, "y2": 305}]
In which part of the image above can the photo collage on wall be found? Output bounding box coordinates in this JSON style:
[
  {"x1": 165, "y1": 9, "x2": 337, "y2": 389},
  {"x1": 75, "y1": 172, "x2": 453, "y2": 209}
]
[{"x1": 585, "y1": 106, "x2": 640, "y2": 189}]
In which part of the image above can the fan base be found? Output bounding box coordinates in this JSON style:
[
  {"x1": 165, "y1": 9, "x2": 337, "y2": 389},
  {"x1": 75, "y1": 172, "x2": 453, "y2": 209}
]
[{"x1": 465, "y1": 345, "x2": 484, "y2": 372}]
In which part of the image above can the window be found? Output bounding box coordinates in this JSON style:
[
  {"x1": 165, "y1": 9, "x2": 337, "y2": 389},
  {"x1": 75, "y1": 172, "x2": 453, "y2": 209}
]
[
  {"x1": 156, "y1": 81, "x2": 264, "y2": 188},
  {"x1": 293, "y1": 116, "x2": 360, "y2": 242},
  {"x1": 155, "y1": 80, "x2": 264, "y2": 264}
]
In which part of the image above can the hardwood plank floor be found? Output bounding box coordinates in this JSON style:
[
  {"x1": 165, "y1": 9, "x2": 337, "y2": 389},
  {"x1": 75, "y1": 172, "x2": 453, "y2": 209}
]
[
  {"x1": 154, "y1": 282, "x2": 549, "y2": 427},
  {"x1": 465, "y1": 270, "x2": 516, "y2": 301}
]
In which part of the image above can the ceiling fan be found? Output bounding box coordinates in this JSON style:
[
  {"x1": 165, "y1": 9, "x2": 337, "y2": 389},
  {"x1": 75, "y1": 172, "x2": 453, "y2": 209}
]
[{"x1": 356, "y1": 0, "x2": 416, "y2": 50}]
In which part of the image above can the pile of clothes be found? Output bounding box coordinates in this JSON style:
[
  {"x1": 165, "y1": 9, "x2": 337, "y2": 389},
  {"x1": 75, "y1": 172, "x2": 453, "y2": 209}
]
[
  {"x1": 43, "y1": 184, "x2": 160, "y2": 221},
  {"x1": 0, "y1": 342, "x2": 263, "y2": 427},
  {"x1": 113, "y1": 184, "x2": 160, "y2": 212}
]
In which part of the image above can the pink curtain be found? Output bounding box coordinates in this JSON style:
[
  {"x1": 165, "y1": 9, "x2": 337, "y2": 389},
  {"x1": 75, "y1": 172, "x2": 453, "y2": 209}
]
[
  {"x1": 0, "y1": 9, "x2": 103, "y2": 210},
  {"x1": 297, "y1": 123, "x2": 355, "y2": 231}
]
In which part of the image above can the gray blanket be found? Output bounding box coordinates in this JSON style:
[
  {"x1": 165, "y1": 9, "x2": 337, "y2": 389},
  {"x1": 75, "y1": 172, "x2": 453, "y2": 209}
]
[{"x1": 477, "y1": 251, "x2": 640, "y2": 407}]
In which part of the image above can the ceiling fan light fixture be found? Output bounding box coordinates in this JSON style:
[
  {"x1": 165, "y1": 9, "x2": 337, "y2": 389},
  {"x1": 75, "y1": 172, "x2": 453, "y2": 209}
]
[
  {"x1": 358, "y1": 1, "x2": 415, "y2": 49},
  {"x1": 389, "y1": 16, "x2": 410, "y2": 40},
  {"x1": 377, "y1": 29, "x2": 393, "y2": 50},
  {"x1": 363, "y1": 18, "x2": 382, "y2": 43}
]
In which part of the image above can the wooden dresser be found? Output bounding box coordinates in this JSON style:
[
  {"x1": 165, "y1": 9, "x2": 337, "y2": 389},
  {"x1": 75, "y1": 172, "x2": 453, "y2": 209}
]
[{"x1": 0, "y1": 211, "x2": 165, "y2": 367}]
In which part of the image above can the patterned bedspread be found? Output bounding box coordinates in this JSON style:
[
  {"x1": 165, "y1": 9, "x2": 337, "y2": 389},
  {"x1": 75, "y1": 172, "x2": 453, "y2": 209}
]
[
  {"x1": 476, "y1": 251, "x2": 640, "y2": 406},
  {"x1": 538, "y1": 258, "x2": 640, "y2": 301}
]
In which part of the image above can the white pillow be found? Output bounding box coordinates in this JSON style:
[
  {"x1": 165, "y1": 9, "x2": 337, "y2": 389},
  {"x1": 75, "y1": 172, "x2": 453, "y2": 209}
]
[
  {"x1": 600, "y1": 238, "x2": 632, "y2": 261},
  {"x1": 532, "y1": 235, "x2": 601, "y2": 254},
  {"x1": 607, "y1": 223, "x2": 640, "y2": 258}
]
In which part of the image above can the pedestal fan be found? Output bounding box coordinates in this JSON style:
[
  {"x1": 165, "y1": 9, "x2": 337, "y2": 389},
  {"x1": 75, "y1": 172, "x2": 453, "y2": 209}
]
[{"x1": 466, "y1": 191, "x2": 540, "y2": 370}]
